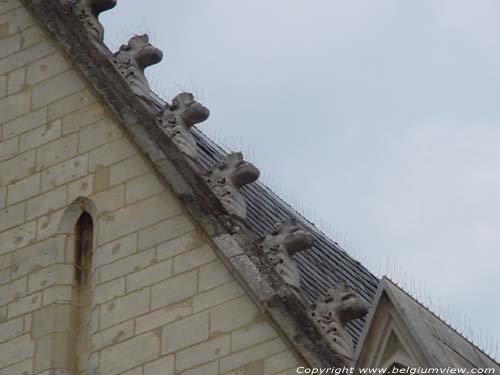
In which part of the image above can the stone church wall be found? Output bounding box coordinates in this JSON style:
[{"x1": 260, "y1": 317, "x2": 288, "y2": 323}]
[{"x1": 0, "y1": 1, "x2": 301, "y2": 374}]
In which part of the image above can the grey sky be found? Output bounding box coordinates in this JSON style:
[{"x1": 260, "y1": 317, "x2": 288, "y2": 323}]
[{"x1": 101, "y1": 0, "x2": 500, "y2": 350}]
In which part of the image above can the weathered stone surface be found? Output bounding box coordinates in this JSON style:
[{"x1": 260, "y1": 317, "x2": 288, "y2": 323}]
[
  {"x1": 206, "y1": 152, "x2": 260, "y2": 220},
  {"x1": 260, "y1": 218, "x2": 313, "y2": 290},
  {"x1": 113, "y1": 34, "x2": 162, "y2": 102},
  {"x1": 73, "y1": 0, "x2": 116, "y2": 42},
  {"x1": 161, "y1": 311, "x2": 209, "y2": 353},
  {"x1": 160, "y1": 92, "x2": 209, "y2": 161}
]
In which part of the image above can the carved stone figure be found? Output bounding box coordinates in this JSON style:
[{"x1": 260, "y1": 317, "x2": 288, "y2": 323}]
[
  {"x1": 73, "y1": 0, "x2": 116, "y2": 42},
  {"x1": 260, "y1": 218, "x2": 314, "y2": 289},
  {"x1": 310, "y1": 283, "x2": 369, "y2": 359},
  {"x1": 206, "y1": 152, "x2": 260, "y2": 220},
  {"x1": 113, "y1": 34, "x2": 163, "y2": 102},
  {"x1": 160, "y1": 93, "x2": 210, "y2": 160}
]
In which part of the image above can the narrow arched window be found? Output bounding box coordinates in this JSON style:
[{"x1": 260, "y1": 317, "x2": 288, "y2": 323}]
[
  {"x1": 75, "y1": 212, "x2": 93, "y2": 287},
  {"x1": 73, "y1": 211, "x2": 94, "y2": 374}
]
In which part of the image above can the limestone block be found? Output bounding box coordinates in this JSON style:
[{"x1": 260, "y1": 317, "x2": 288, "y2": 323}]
[
  {"x1": 172, "y1": 244, "x2": 217, "y2": 275},
  {"x1": 198, "y1": 259, "x2": 234, "y2": 293},
  {"x1": 62, "y1": 102, "x2": 104, "y2": 135},
  {"x1": 36, "y1": 133, "x2": 78, "y2": 171},
  {"x1": 3, "y1": 6, "x2": 34, "y2": 34},
  {"x1": 0, "y1": 253, "x2": 10, "y2": 269},
  {"x1": 89, "y1": 138, "x2": 136, "y2": 172},
  {"x1": 92, "y1": 277, "x2": 125, "y2": 305},
  {"x1": 1, "y1": 106, "x2": 46, "y2": 139},
  {"x1": 156, "y1": 230, "x2": 206, "y2": 262},
  {"x1": 20, "y1": 26, "x2": 45, "y2": 49},
  {"x1": 0, "y1": 268, "x2": 9, "y2": 284},
  {"x1": 0, "y1": 0, "x2": 21, "y2": 16},
  {"x1": 0, "y1": 186, "x2": 5, "y2": 209},
  {"x1": 32, "y1": 304, "x2": 71, "y2": 339},
  {"x1": 7, "y1": 66, "x2": 25, "y2": 94},
  {"x1": 0, "y1": 149, "x2": 35, "y2": 187},
  {"x1": 98, "y1": 192, "x2": 182, "y2": 245},
  {"x1": 36, "y1": 206, "x2": 65, "y2": 240},
  {"x1": 209, "y1": 296, "x2": 259, "y2": 335},
  {"x1": 48, "y1": 88, "x2": 95, "y2": 121},
  {"x1": 138, "y1": 215, "x2": 194, "y2": 250},
  {"x1": 0, "y1": 277, "x2": 26, "y2": 306},
  {"x1": 100, "y1": 332, "x2": 160, "y2": 375},
  {"x1": 11, "y1": 236, "x2": 65, "y2": 279},
  {"x1": 0, "y1": 334, "x2": 34, "y2": 369},
  {"x1": 42, "y1": 285, "x2": 72, "y2": 305},
  {"x1": 0, "y1": 201, "x2": 25, "y2": 232},
  {"x1": 126, "y1": 258, "x2": 172, "y2": 292},
  {"x1": 0, "y1": 41, "x2": 55, "y2": 75},
  {"x1": 67, "y1": 174, "x2": 94, "y2": 203},
  {"x1": 161, "y1": 311, "x2": 209, "y2": 354},
  {"x1": 231, "y1": 321, "x2": 278, "y2": 352},
  {"x1": 0, "y1": 316, "x2": 23, "y2": 343},
  {"x1": 0, "y1": 136, "x2": 18, "y2": 161},
  {"x1": 264, "y1": 350, "x2": 299, "y2": 374},
  {"x1": 219, "y1": 337, "x2": 287, "y2": 373},
  {"x1": 0, "y1": 75, "x2": 6, "y2": 98},
  {"x1": 26, "y1": 185, "x2": 66, "y2": 220},
  {"x1": 179, "y1": 361, "x2": 218, "y2": 375},
  {"x1": 27, "y1": 264, "x2": 74, "y2": 294},
  {"x1": 90, "y1": 184, "x2": 124, "y2": 214},
  {"x1": 95, "y1": 232, "x2": 137, "y2": 268},
  {"x1": 19, "y1": 119, "x2": 61, "y2": 152},
  {"x1": 6, "y1": 172, "x2": 40, "y2": 205},
  {"x1": 0, "y1": 33, "x2": 21, "y2": 59},
  {"x1": 0, "y1": 358, "x2": 32, "y2": 375},
  {"x1": 79, "y1": 118, "x2": 122, "y2": 153},
  {"x1": 99, "y1": 248, "x2": 155, "y2": 283},
  {"x1": 33, "y1": 332, "x2": 69, "y2": 372},
  {"x1": 7, "y1": 291, "x2": 41, "y2": 318},
  {"x1": 26, "y1": 52, "x2": 70, "y2": 85},
  {"x1": 193, "y1": 281, "x2": 245, "y2": 313},
  {"x1": 175, "y1": 335, "x2": 230, "y2": 372},
  {"x1": 151, "y1": 270, "x2": 197, "y2": 310},
  {"x1": 100, "y1": 288, "x2": 150, "y2": 329},
  {"x1": 32, "y1": 70, "x2": 85, "y2": 109},
  {"x1": 144, "y1": 355, "x2": 175, "y2": 375},
  {"x1": 125, "y1": 173, "x2": 165, "y2": 205},
  {"x1": 0, "y1": 87, "x2": 30, "y2": 124},
  {"x1": 135, "y1": 300, "x2": 192, "y2": 335},
  {"x1": 40, "y1": 154, "x2": 88, "y2": 192},
  {"x1": 109, "y1": 154, "x2": 149, "y2": 186},
  {"x1": 91, "y1": 320, "x2": 134, "y2": 352}
]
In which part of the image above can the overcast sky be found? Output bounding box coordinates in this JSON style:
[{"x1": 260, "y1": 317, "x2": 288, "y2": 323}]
[{"x1": 101, "y1": 0, "x2": 500, "y2": 352}]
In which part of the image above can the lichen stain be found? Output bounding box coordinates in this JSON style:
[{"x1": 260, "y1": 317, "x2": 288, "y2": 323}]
[
  {"x1": 107, "y1": 302, "x2": 115, "y2": 311},
  {"x1": 111, "y1": 243, "x2": 121, "y2": 255}
]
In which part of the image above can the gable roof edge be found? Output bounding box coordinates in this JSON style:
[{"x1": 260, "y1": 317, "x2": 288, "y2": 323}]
[{"x1": 22, "y1": 0, "x2": 349, "y2": 368}]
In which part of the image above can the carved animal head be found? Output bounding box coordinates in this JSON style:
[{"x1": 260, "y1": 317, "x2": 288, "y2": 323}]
[
  {"x1": 261, "y1": 218, "x2": 314, "y2": 256},
  {"x1": 164, "y1": 93, "x2": 210, "y2": 128},
  {"x1": 161, "y1": 93, "x2": 209, "y2": 160},
  {"x1": 74, "y1": 0, "x2": 117, "y2": 41},
  {"x1": 313, "y1": 283, "x2": 369, "y2": 325},
  {"x1": 311, "y1": 283, "x2": 369, "y2": 359},
  {"x1": 207, "y1": 152, "x2": 259, "y2": 220},
  {"x1": 115, "y1": 34, "x2": 163, "y2": 71},
  {"x1": 113, "y1": 35, "x2": 163, "y2": 100},
  {"x1": 213, "y1": 152, "x2": 260, "y2": 189}
]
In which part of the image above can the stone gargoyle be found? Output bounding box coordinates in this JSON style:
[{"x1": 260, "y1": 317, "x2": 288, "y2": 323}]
[
  {"x1": 160, "y1": 93, "x2": 210, "y2": 161},
  {"x1": 73, "y1": 0, "x2": 116, "y2": 42},
  {"x1": 260, "y1": 218, "x2": 314, "y2": 289},
  {"x1": 310, "y1": 283, "x2": 369, "y2": 359},
  {"x1": 206, "y1": 152, "x2": 260, "y2": 220},
  {"x1": 113, "y1": 34, "x2": 163, "y2": 102}
]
